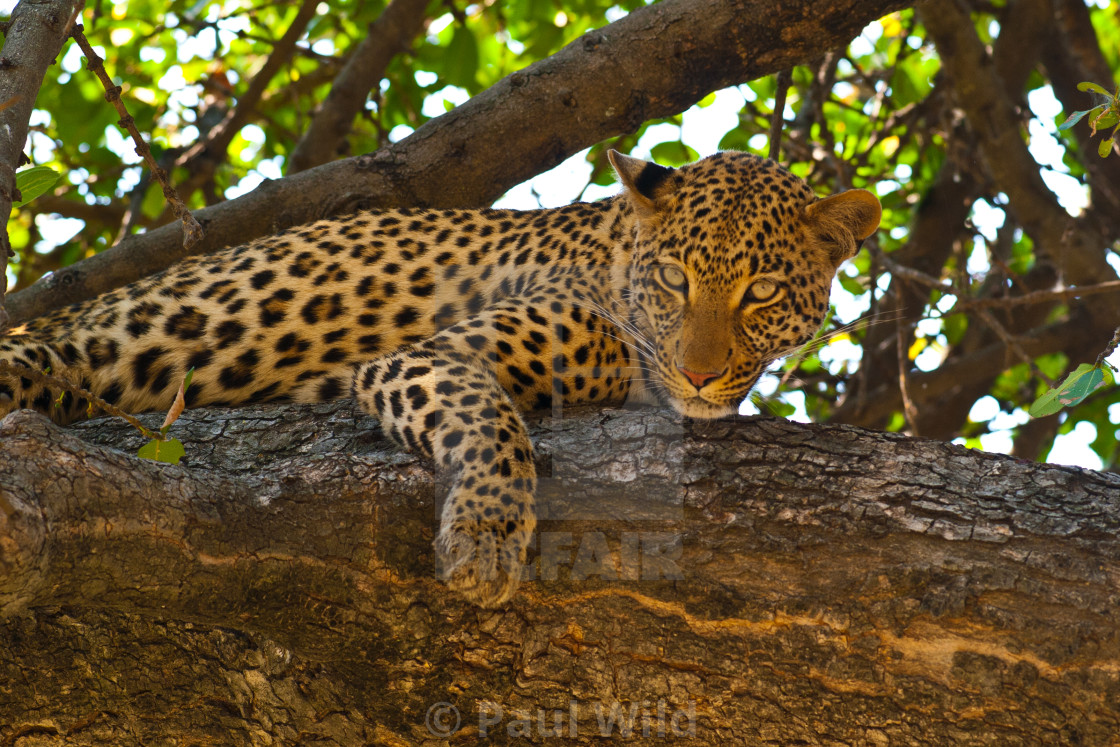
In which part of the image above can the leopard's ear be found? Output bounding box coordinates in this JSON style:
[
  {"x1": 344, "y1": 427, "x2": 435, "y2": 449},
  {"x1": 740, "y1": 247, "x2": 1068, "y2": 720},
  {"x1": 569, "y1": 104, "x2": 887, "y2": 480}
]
[
  {"x1": 804, "y1": 189, "x2": 881, "y2": 265},
  {"x1": 608, "y1": 149, "x2": 675, "y2": 216}
]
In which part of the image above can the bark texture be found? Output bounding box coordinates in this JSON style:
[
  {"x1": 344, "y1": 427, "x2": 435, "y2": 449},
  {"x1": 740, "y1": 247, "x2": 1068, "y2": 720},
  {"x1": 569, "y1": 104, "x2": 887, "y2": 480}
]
[
  {"x1": 0, "y1": 0, "x2": 82, "y2": 331},
  {"x1": 2, "y1": 403, "x2": 1119, "y2": 744}
]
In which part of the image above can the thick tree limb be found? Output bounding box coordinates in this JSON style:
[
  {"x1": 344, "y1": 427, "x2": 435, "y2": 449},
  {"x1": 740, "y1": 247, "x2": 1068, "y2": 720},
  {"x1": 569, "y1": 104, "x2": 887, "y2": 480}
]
[
  {"x1": 919, "y1": 0, "x2": 1118, "y2": 299},
  {"x1": 287, "y1": 0, "x2": 430, "y2": 174},
  {"x1": 2, "y1": 402, "x2": 1120, "y2": 742},
  {"x1": 0, "y1": 0, "x2": 81, "y2": 333},
  {"x1": 840, "y1": 0, "x2": 1120, "y2": 440},
  {"x1": 4, "y1": 0, "x2": 910, "y2": 325}
]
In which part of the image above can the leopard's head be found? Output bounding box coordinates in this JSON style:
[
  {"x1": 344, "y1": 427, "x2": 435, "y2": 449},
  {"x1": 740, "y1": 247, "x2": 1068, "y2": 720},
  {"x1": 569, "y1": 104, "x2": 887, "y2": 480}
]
[{"x1": 610, "y1": 150, "x2": 880, "y2": 418}]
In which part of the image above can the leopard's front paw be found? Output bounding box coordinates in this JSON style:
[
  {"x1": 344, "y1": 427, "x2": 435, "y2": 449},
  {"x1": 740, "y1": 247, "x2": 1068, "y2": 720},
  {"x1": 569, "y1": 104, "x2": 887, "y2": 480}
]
[{"x1": 436, "y1": 519, "x2": 532, "y2": 607}]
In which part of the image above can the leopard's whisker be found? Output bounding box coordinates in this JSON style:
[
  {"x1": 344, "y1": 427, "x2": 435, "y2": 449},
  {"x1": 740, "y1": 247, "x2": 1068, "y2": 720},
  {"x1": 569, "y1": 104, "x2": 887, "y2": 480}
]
[
  {"x1": 576, "y1": 300, "x2": 659, "y2": 360},
  {"x1": 769, "y1": 309, "x2": 911, "y2": 364}
]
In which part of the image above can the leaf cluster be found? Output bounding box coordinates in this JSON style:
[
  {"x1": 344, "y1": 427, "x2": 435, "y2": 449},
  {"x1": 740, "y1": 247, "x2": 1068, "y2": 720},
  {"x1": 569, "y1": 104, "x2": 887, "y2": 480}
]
[{"x1": 1059, "y1": 81, "x2": 1120, "y2": 158}]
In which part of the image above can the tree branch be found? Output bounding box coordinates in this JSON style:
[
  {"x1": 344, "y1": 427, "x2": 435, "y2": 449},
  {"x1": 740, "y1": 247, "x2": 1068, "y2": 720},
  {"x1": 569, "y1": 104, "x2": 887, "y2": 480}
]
[
  {"x1": 1042, "y1": 0, "x2": 1120, "y2": 230},
  {"x1": 69, "y1": 25, "x2": 204, "y2": 253},
  {"x1": 849, "y1": 0, "x2": 1120, "y2": 439},
  {"x1": 4, "y1": 0, "x2": 910, "y2": 325},
  {"x1": 287, "y1": 0, "x2": 430, "y2": 174},
  {"x1": 0, "y1": 0, "x2": 81, "y2": 333},
  {"x1": 844, "y1": 0, "x2": 1051, "y2": 425},
  {"x1": 918, "y1": 0, "x2": 1118, "y2": 297},
  {"x1": 169, "y1": 0, "x2": 320, "y2": 200},
  {"x1": 834, "y1": 313, "x2": 1099, "y2": 427},
  {"x1": 840, "y1": 158, "x2": 979, "y2": 427},
  {"x1": 3, "y1": 402, "x2": 1120, "y2": 741}
]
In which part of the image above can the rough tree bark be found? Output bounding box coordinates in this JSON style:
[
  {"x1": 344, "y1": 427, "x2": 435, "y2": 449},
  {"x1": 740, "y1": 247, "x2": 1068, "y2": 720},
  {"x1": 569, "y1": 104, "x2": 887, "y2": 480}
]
[
  {"x1": 0, "y1": 0, "x2": 82, "y2": 332},
  {"x1": 2, "y1": 403, "x2": 1119, "y2": 744}
]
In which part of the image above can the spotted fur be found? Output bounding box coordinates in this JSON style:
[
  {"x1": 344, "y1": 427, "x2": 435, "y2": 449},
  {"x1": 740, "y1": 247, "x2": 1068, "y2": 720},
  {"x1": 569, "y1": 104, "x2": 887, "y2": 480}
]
[{"x1": 0, "y1": 151, "x2": 881, "y2": 606}]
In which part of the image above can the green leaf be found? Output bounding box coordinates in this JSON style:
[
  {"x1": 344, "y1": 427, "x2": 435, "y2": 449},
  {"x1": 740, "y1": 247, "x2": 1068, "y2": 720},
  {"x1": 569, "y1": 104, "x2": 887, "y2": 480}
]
[
  {"x1": 1058, "y1": 366, "x2": 1106, "y2": 405},
  {"x1": 889, "y1": 68, "x2": 922, "y2": 106},
  {"x1": 1077, "y1": 81, "x2": 1112, "y2": 96},
  {"x1": 138, "y1": 437, "x2": 186, "y2": 464},
  {"x1": 763, "y1": 398, "x2": 797, "y2": 418},
  {"x1": 649, "y1": 140, "x2": 698, "y2": 167},
  {"x1": 1028, "y1": 388, "x2": 1064, "y2": 418},
  {"x1": 943, "y1": 313, "x2": 968, "y2": 345},
  {"x1": 13, "y1": 166, "x2": 61, "y2": 207},
  {"x1": 1099, "y1": 137, "x2": 1116, "y2": 158},
  {"x1": 717, "y1": 128, "x2": 753, "y2": 153},
  {"x1": 1035, "y1": 352, "x2": 1070, "y2": 381},
  {"x1": 837, "y1": 272, "x2": 865, "y2": 296},
  {"x1": 444, "y1": 25, "x2": 479, "y2": 90},
  {"x1": 1029, "y1": 363, "x2": 1111, "y2": 417},
  {"x1": 1057, "y1": 365, "x2": 1111, "y2": 400},
  {"x1": 1094, "y1": 112, "x2": 1119, "y2": 130},
  {"x1": 1057, "y1": 109, "x2": 1091, "y2": 131}
]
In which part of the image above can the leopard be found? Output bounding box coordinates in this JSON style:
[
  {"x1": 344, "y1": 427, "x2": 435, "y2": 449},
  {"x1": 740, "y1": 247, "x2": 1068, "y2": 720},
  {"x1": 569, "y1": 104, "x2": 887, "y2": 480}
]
[{"x1": 0, "y1": 149, "x2": 881, "y2": 607}]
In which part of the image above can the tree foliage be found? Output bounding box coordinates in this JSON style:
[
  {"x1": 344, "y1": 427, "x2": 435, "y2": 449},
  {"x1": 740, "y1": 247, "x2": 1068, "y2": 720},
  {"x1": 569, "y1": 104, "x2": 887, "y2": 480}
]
[{"x1": 4, "y1": 0, "x2": 1120, "y2": 469}]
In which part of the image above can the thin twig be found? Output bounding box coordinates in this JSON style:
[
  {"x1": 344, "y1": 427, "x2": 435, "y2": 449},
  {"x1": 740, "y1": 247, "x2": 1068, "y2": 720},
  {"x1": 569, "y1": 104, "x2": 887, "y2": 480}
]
[
  {"x1": 895, "y1": 319, "x2": 920, "y2": 436},
  {"x1": 973, "y1": 306, "x2": 1056, "y2": 387},
  {"x1": 0, "y1": 360, "x2": 159, "y2": 440},
  {"x1": 872, "y1": 245, "x2": 1120, "y2": 313},
  {"x1": 871, "y1": 247, "x2": 949, "y2": 291},
  {"x1": 768, "y1": 69, "x2": 792, "y2": 161},
  {"x1": 1094, "y1": 325, "x2": 1120, "y2": 369},
  {"x1": 69, "y1": 24, "x2": 204, "y2": 251},
  {"x1": 874, "y1": 243, "x2": 1061, "y2": 394},
  {"x1": 961, "y1": 281, "x2": 1120, "y2": 311},
  {"x1": 175, "y1": 0, "x2": 319, "y2": 186}
]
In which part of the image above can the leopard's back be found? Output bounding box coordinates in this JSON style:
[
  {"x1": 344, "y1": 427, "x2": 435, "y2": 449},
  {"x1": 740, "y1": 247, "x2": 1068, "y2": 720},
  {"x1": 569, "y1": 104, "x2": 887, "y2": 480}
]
[{"x1": 6, "y1": 201, "x2": 632, "y2": 421}]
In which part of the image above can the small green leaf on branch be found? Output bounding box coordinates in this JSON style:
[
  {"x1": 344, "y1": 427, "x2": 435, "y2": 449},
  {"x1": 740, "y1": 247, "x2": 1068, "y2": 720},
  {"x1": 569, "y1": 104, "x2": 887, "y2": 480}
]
[
  {"x1": 1077, "y1": 81, "x2": 1112, "y2": 97},
  {"x1": 13, "y1": 166, "x2": 60, "y2": 207},
  {"x1": 1028, "y1": 363, "x2": 1114, "y2": 417},
  {"x1": 138, "y1": 368, "x2": 194, "y2": 463},
  {"x1": 137, "y1": 437, "x2": 186, "y2": 465},
  {"x1": 1058, "y1": 110, "x2": 1090, "y2": 131}
]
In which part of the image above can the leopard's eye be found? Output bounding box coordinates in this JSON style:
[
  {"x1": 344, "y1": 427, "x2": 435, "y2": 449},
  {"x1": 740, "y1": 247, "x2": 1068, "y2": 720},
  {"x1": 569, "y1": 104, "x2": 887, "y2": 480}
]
[
  {"x1": 741, "y1": 279, "x2": 779, "y2": 307},
  {"x1": 656, "y1": 265, "x2": 688, "y2": 295}
]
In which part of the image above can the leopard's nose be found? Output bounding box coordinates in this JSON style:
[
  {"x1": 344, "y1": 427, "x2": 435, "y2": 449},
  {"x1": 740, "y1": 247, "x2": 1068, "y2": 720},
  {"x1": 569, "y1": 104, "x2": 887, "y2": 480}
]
[{"x1": 677, "y1": 365, "x2": 724, "y2": 390}]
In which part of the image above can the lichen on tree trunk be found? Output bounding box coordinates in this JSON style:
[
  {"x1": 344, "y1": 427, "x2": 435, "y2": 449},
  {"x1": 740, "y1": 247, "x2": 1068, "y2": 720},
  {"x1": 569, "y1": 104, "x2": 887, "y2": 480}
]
[{"x1": 2, "y1": 402, "x2": 1119, "y2": 744}]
